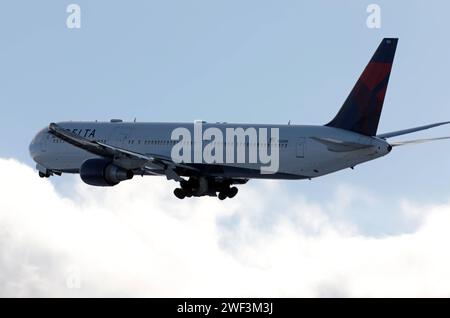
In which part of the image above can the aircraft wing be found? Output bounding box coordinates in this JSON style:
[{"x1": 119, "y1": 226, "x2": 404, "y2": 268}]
[{"x1": 48, "y1": 123, "x2": 195, "y2": 181}]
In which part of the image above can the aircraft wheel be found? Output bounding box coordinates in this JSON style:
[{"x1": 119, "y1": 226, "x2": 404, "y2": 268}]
[
  {"x1": 227, "y1": 187, "x2": 238, "y2": 198},
  {"x1": 39, "y1": 171, "x2": 50, "y2": 178},
  {"x1": 174, "y1": 188, "x2": 186, "y2": 199},
  {"x1": 218, "y1": 192, "x2": 227, "y2": 200},
  {"x1": 183, "y1": 188, "x2": 193, "y2": 197}
]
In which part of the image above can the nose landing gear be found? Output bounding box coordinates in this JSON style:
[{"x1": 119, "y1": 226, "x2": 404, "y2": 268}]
[
  {"x1": 39, "y1": 171, "x2": 51, "y2": 178},
  {"x1": 37, "y1": 165, "x2": 61, "y2": 178}
]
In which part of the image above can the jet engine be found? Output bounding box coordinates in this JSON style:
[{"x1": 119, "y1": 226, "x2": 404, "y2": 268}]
[{"x1": 80, "y1": 158, "x2": 133, "y2": 186}]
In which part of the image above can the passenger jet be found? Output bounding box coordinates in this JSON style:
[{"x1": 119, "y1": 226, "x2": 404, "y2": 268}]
[{"x1": 29, "y1": 38, "x2": 450, "y2": 199}]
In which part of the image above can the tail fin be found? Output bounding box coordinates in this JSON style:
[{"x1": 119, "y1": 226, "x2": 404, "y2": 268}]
[{"x1": 326, "y1": 38, "x2": 398, "y2": 136}]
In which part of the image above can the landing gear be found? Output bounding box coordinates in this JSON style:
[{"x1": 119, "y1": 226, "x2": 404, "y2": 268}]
[
  {"x1": 173, "y1": 177, "x2": 240, "y2": 200},
  {"x1": 38, "y1": 171, "x2": 51, "y2": 178},
  {"x1": 37, "y1": 164, "x2": 57, "y2": 178},
  {"x1": 174, "y1": 188, "x2": 186, "y2": 199},
  {"x1": 227, "y1": 186, "x2": 238, "y2": 198},
  {"x1": 218, "y1": 186, "x2": 238, "y2": 200},
  {"x1": 218, "y1": 191, "x2": 227, "y2": 200}
]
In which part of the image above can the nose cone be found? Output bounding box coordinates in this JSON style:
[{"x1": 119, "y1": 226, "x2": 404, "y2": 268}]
[
  {"x1": 29, "y1": 128, "x2": 46, "y2": 163},
  {"x1": 29, "y1": 134, "x2": 40, "y2": 162}
]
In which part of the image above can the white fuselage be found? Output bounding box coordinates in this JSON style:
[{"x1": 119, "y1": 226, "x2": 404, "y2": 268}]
[{"x1": 29, "y1": 121, "x2": 391, "y2": 180}]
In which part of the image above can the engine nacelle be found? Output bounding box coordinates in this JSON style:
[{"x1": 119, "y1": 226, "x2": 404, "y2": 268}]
[{"x1": 80, "y1": 158, "x2": 133, "y2": 186}]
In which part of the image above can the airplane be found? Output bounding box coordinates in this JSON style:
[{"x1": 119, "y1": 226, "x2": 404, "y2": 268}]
[{"x1": 29, "y1": 38, "x2": 450, "y2": 200}]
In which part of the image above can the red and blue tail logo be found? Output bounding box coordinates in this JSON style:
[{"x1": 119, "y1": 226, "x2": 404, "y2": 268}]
[{"x1": 326, "y1": 38, "x2": 398, "y2": 136}]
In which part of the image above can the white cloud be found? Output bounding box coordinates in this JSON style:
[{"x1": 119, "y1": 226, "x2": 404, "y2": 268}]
[{"x1": 1, "y1": 157, "x2": 450, "y2": 297}]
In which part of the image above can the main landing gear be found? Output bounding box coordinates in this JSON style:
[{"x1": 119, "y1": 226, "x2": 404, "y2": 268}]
[
  {"x1": 217, "y1": 186, "x2": 238, "y2": 200},
  {"x1": 173, "y1": 177, "x2": 239, "y2": 200},
  {"x1": 173, "y1": 186, "x2": 238, "y2": 200}
]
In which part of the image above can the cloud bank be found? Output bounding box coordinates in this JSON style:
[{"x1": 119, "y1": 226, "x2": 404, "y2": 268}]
[{"x1": 1, "y1": 157, "x2": 450, "y2": 297}]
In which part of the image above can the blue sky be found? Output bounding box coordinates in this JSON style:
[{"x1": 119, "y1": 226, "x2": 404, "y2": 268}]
[{"x1": 1, "y1": 1, "x2": 450, "y2": 225}]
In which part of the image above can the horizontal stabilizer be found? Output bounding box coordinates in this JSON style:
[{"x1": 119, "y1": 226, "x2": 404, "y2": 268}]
[
  {"x1": 377, "y1": 121, "x2": 450, "y2": 139},
  {"x1": 390, "y1": 136, "x2": 450, "y2": 147}
]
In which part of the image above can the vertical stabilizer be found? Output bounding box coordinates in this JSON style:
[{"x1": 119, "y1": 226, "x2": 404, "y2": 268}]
[{"x1": 326, "y1": 38, "x2": 398, "y2": 136}]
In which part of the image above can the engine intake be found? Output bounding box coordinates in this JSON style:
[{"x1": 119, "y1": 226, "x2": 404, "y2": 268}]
[{"x1": 80, "y1": 158, "x2": 133, "y2": 186}]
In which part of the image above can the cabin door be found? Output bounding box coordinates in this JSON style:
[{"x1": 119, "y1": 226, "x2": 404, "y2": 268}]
[{"x1": 296, "y1": 138, "x2": 306, "y2": 158}]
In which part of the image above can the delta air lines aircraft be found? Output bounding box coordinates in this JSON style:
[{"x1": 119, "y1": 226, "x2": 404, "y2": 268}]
[{"x1": 29, "y1": 38, "x2": 450, "y2": 199}]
